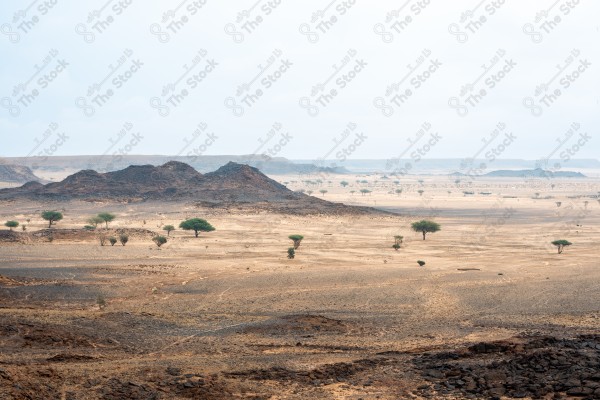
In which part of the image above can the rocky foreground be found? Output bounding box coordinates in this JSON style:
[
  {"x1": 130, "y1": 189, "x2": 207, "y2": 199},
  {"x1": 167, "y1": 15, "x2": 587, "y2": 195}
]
[{"x1": 1, "y1": 324, "x2": 598, "y2": 399}]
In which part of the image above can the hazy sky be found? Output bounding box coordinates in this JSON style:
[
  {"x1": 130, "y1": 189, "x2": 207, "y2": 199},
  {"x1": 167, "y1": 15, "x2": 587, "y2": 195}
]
[{"x1": 1, "y1": 0, "x2": 598, "y2": 163}]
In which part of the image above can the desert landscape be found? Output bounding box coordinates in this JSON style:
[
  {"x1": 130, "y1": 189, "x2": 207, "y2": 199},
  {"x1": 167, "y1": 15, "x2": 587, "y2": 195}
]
[
  {"x1": 1, "y1": 161, "x2": 599, "y2": 399},
  {"x1": 2, "y1": 1, "x2": 598, "y2": 397}
]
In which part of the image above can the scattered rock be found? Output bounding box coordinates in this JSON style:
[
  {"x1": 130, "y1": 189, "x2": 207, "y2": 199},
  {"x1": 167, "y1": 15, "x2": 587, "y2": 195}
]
[
  {"x1": 46, "y1": 354, "x2": 96, "y2": 362},
  {"x1": 414, "y1": 334, "x2": 600, "y2": 399}
]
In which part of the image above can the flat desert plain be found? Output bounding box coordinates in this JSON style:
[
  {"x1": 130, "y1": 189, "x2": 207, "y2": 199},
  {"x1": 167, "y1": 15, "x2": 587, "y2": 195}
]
[{"x1": 1, "y1": 175, "x2": 599, "y2": 399}]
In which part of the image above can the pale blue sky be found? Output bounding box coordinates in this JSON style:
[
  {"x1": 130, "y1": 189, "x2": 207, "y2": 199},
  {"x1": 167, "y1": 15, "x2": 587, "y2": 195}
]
[{"x1": 1, "y1": 0, "x2": 598, "y2": 161}]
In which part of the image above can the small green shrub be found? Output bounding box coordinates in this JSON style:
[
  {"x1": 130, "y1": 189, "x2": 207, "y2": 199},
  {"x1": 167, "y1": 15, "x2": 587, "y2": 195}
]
[{"x1": 153, "y1": 235, "x2": 167, "y2": 248}]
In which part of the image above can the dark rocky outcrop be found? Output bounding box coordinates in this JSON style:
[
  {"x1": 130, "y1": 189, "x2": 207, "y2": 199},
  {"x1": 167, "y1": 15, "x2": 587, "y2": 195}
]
[{"x1": 0, "y1": 161, "x2": 385, "y2": 215}]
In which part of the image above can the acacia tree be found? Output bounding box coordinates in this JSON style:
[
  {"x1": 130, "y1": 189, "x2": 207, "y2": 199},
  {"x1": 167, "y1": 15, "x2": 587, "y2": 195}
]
[
  {"x1": 320, "y1": 189, "x2": 328, "y2": 197},
  {"x1": 411, "y1": 220, "x2": 441, "y2": 240},
  {"x1": 41, "y1": 211, "x2": 63, "y2": 228},
  {"x1": 87, "y1": 216, "x2": 104, "y2": 228},
  {"x1": 340, "y1": 181, "x2": 349, "y2": 187},
  {"x1": 4, "y1": 221, "x2": 19, "y2": 231},
  {"x1": 288, "y1": 234, "x2": 304, "y2": 249},
  {"x1": 97, "y1": 213, "x2": 116, "y2": 229},
  {"x1": 551, "y1": 239, "x2": 572, "y2": 254},
  {"x1": 179, "y1": 218, "x2": 215, "y2": 238},
  {"x1": 163, "y1": 225, "x2": 175, "y2": 236}
]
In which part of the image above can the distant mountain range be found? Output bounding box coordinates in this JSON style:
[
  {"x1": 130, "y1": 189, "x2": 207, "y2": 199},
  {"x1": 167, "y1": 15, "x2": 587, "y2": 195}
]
[
  {"x1": 2, "y1": 155, "x2": 347, "y2": 175},
  {"x1": 1, "y1": 156, "x2": 597, "y2": 178},
  {"x1": 0, "y1": 161, "x2": 380, "y2": 215},
  {"x1": 0, "y1": 164, "x2": 42, "y2": 183},
  {"x1": 484, "y1": 169, "x2": 585, "y2": 178},
  {"x1": 295, "y1": 159, "x2": 600, "y2": 174},
  {"x1": 451, "y1": 168, "x2": 586, "y2": 178}
]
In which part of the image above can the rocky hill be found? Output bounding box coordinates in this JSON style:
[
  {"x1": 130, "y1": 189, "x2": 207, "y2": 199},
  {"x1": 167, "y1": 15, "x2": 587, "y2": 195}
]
[
  {"x1": 0, "y1": 164, "x2": 41, "y2": 183},
  {"x1": 0, "y1": 161, "x2": 381, "y2": 215}
]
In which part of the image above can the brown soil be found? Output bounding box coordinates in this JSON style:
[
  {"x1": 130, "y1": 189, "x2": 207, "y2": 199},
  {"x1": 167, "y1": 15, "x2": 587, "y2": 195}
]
[{"x1": 0, "y1": 175, "x2": 599, "y2": 399}]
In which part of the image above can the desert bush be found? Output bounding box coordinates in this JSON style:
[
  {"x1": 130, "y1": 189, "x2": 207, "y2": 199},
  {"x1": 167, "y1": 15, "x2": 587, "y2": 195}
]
[
  {"x1": 99, "y1": 234, "x2": 107, "y2": 246},
  {"x1": 153, "y1": 235, "x2": 168, "y2": 248},
  {"x1": 288, "y1": 234, "x2": 304, "y2": 249},
  {"x1": 83, "y1": 225, "x2": 95, "y2": 231},
  {"x1": 411, "y1": 220, "x2": 441, "y2": 240},
  {"x1": 417, "y1": 260, "x2": 426, "y2": 267},
  {"x1": 47, "y1": 234, "x2": 54, "y2": 243},
  {"x1": 41, "y1": 211, "x2": 63, "y2": 228},
  {"x1": 97, "y1": 294, "x2": 106, "y2": 310},
  {"x1": 21, "y1": 224, "x2": 27, "y2": 231},
  {"x1": 287, "y1": 247, "x2": 295, "y2": 259},
  {"x1": 119, "y1": 234, "x2": 129, "y2": 246},
  {"x1": 179, "y1": 218, "x2": 215, "y2": 238},
  {"x1": 109, "y1": 237, "x2": 117, "y2": 246},
  {"x1": 163, "y1": 225, "x2": 175, "y2": 236},
  {"x1": 551, "y1": 239, "x2": 572, "y2": 254},
  {"x1": 97, "y1": 213, "x2": 116, "y2": 229},
  {"x1": 392, "y1": 235, "x2": 403, "y2": 251},
  {"x1": 4, "y1": 221, "x2": 19, "y2": 231}
]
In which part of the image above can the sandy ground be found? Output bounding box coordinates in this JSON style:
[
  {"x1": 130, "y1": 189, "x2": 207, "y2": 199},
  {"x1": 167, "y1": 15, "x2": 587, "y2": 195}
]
[{"x1": 0, "y1": 174, "x2": 599, "y2": 399}]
